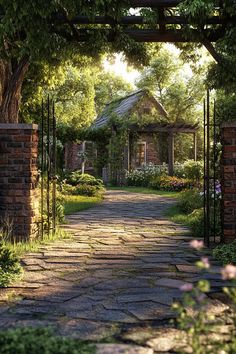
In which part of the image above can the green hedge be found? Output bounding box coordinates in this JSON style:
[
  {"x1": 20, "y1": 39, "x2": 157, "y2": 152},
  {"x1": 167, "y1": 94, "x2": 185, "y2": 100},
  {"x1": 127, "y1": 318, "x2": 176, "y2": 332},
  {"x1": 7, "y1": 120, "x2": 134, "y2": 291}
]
[
  {"x1": 177, "y1": 189, "x2": 203, "y2": 213},
  {"x1": 0, "y1": 328, "x2": 95, "y2": 354},
  {"x1": 0, "y1": 243, "x2": 22, "y2": 287},
  {"x1": 213, "y1": 241, "x2": 236, "y2": 265}
]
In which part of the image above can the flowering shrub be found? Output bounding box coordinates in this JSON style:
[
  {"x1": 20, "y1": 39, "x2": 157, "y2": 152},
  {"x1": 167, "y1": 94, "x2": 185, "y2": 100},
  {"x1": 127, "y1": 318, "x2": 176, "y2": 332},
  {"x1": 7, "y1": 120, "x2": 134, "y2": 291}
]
[
  {"x1": 174, "y1": 160, "x2": 204, "y2": 181},
  {"x1": 173, "y1": 240, "x2": 236, "y2": 353},
  {"x1": 74, "y1": 184, "x2": 105, "y2": 197},
  {"x1": 126, "y1": 161, "x2": 203, "y2": 189},
  {"x1": 126, "y1": 163, "x2": 168, "y2": 187},
  {"x1": 150, "y1": 176, "x2": 192, "y2": 191}
]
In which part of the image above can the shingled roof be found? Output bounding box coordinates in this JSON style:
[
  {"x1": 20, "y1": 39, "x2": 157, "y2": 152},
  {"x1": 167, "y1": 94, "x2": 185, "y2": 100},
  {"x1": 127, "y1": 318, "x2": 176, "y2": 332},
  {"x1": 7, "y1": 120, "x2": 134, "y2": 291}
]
[{"x1": 91, "y1": 89, "x2": 168, "y2": 130}]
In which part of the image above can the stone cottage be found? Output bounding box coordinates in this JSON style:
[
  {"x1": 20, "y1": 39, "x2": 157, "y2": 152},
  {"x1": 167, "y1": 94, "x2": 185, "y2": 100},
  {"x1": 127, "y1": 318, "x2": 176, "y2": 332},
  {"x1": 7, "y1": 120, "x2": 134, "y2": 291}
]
[{"x1": 64, "y1": 89, "x2": 198, "y2": 178}]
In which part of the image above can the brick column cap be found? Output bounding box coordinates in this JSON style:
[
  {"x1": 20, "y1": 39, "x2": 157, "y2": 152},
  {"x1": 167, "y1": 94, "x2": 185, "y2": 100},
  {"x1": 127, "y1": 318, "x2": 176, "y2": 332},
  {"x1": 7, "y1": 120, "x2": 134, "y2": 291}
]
[
  {"x1": 0, "y1": 123, "x2": 38, "y2": 130},
  {"x1": 221, "y1": 122, "x2": 236, "y2": 128}
]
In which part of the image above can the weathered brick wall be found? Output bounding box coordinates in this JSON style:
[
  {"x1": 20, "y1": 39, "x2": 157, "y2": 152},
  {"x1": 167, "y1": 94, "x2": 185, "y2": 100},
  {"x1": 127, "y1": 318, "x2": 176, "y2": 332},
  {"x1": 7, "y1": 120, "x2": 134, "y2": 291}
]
[
  {"x1": 137, "y1": 133, "x2": 161, "y2": 165},
  {"x1": 64, "y1": 142, "x2": 80, "y2": 171},
  {"x1": 64, "y1": 142, "x2": 95, "y2": 173},
  {"x1": 144, "y1": 133, "x2": 161, "y2": 165},
  {"x1": 222, "y1": 122, "x2": 236, "y2": 243},
  {"x1": 0, "y1": 124, "x2": 39, "y2": 241}
]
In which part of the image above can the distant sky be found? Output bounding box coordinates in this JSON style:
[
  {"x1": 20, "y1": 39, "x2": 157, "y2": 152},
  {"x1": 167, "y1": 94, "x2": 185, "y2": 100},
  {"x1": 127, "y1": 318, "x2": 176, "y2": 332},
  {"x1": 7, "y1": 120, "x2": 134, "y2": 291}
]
[
  {"x1": 103, "y1": 43, "x2": 211, "y2": 87},
  {"x1": 103, "y1": 54, "x2": 139, "y2": 87}
]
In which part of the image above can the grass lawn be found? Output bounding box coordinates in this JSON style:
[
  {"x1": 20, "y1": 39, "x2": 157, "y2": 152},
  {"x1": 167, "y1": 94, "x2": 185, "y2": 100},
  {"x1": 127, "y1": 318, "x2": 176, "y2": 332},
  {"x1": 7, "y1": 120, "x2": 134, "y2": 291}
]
[
  {"x1": 5, "y1": 228, "x2": 72, "y2": 257},
  {"x1": 108, "y1": 186, "x2": 180, "y2": 198},
  {"x1": 3, "y1": 196, "x2": 102, "y2": 257},
  {"x1": 165, "y1": 203, "x2": 188, "y2": 222},
  {"x1": 64, "y1": 195, "x2": 102, "y2": 215}
]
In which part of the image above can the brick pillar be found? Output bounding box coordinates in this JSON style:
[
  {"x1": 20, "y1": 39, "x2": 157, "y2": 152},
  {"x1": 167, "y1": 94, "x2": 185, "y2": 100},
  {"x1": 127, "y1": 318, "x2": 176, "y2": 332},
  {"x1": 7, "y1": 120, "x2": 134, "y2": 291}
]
[
  {"x1": 221, "y1": 122, "x2": 236, "y2": 243},
  {"x1": 0, "y1": 124, "x2": 39, "y2": 241}
]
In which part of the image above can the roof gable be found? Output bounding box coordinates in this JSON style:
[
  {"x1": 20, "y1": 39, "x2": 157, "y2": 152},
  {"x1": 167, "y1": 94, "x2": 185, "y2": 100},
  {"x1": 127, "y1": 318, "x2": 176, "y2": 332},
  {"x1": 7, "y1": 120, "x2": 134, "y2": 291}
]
[{"x1": 91, "y1": 89, "x2": 168, "y2": 130}]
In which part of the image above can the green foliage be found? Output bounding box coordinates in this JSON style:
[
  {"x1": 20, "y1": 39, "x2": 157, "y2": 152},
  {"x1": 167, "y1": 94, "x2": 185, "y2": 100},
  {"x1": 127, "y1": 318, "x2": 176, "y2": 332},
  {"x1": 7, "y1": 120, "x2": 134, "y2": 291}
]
[
  {"x1": 150, "y1": 176, "x2": 192, "y2": 192},
  {"x1": 213, "y1": 241, "x2": 236, "y2": 265},
  {"x1": 167, "y1": 188, "x2": 222, "y2": 238},
  {"x1": 39, "y1": 181, "x2": 66, "y2": 227},
  {"x1": 214, "y1": 90, "x2": 236, "y2": 124},
  {"x1": 0, "y1": 327, "x2": 95, "y2": 354},
  {"x1": 64, "y1": 195, "x2": 102, "y2": 215},
  {"x1": 108, "y1": 186, "x2": 180, "y2": 198},
  {"x1": 0, "y1": 0, "x2": 144, "y2": 63},
  {"x1": 179, "y1": 0, "x2": 215, "y2": 26},
  {"x1": 174, "y1": 160, "x2": 204, "y2": 181},
  {"x1": 187, "y1": 208, "x2": 204, "y2": 238},
  {"x1": 179, "y1": 0, "x2": 236, "y2": 96},
  {"x1": 177, "y1": 189, "x2": 203, "y2": 213},
  {"x1": 3, "y1": 228, "x2": 71, "y2": 258},
  {"x1": 94, "y1": 70, "x2": 133, "y2": 115},
  {"x1": 136, "y1": 47, "x2": 205, "y2": 124},
  {"x1": 74, "y1": 184, "x2": 105, "y2": 197},
  {"x1": 59, "y1": 183, "x2": 77, "y2": 195},
  {"x1": 0, "y1": 242, "x2": 22, "y2": 287},
  {"x1": 55, "y1": 201, "x2": 66, "y2": 224},
  {"x1": 173, "y1": 250, "x2": 236, "y2": 353},
  {"x1": 63, "y1": 172, "x2": 105, "y2": 197},
  {"x1": 173, "y1": 279, "x2": 212, "y2": 354},
  {"x1": 66, "y1": 172, "x2": 103, "y2": 187}
]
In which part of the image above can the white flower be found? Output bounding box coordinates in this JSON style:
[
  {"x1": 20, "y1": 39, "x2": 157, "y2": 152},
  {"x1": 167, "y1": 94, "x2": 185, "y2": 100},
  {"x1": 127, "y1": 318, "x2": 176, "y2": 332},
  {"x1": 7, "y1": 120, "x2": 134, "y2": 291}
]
[
  {"x1": 221, "y1": 265, "x2": 236, "y2": 280},
  {"x1": 190, "y1": 240, "x2": 204, "y2": 250}
]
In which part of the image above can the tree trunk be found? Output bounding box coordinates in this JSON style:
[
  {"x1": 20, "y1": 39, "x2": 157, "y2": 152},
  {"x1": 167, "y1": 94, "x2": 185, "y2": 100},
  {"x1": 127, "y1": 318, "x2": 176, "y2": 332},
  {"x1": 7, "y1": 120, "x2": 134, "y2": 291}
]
[{"x1": 0, "y1": 58, "x2": 29, "y2": 123}]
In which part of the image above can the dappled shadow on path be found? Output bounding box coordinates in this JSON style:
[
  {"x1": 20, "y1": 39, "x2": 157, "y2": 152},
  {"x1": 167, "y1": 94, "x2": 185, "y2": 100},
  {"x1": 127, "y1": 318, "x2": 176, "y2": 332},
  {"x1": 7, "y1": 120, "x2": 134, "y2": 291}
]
[{"x1": 0, "y1": 191, "x2": 225, "y2": 340}]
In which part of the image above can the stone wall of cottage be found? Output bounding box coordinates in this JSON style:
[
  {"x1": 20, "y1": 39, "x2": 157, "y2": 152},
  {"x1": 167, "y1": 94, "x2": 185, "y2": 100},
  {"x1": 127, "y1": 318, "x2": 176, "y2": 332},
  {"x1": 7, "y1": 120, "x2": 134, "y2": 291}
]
[{"x1": 64, "y1": 142, "x2": 81, "y2": 171}]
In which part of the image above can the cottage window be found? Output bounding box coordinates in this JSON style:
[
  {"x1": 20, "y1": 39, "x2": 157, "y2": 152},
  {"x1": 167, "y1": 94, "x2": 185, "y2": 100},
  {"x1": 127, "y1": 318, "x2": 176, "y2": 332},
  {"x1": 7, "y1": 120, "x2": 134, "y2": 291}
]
[
  {"x1": 135, "y1": 142, "x2": 147, "y2": 167},
  {"x1": 143, "y1": 107, "x2": 150, "y2": 114}
]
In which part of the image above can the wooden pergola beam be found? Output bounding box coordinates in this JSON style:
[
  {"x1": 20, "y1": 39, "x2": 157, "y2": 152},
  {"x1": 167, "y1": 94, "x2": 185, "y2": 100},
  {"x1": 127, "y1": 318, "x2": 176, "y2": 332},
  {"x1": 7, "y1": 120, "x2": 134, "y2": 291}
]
[
  {"x1": 124, "y1": 29, "x2": 222, "y2": 42},
  {"x1": 62, "y1": 29, "x2": 223, "y2": 43},
  {"x1": 56, "y1": 15, "x2": 225, "y2": 26},
  {"x1": 129, "y1": 123, "x2": 199, "y2": 133},
  {"x1": 130, "y1": 0, "x2": 182, "y2": 7},
  {"x1": 168, "y1": 132, "x2": 175, "y2": 176}
]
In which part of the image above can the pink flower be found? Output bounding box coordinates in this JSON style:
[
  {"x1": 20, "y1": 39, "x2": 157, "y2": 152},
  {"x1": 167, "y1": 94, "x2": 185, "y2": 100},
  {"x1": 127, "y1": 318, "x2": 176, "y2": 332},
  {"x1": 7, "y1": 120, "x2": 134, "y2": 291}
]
[
  {"x1": 196, "y1": 293, "x2": 206, "y2": 302},
  {"x1": 221, "y1": 265, "x2": 236, "y2": 280},
  {"x1": 180, "y1": 283, "x2": 193, "y2": 292},
  {"x1": 201, "y1": 257, "x2": 210, "y2": 269},
  {"x1": 190, "y1": 240, "x2": 204, "y2": 250}
]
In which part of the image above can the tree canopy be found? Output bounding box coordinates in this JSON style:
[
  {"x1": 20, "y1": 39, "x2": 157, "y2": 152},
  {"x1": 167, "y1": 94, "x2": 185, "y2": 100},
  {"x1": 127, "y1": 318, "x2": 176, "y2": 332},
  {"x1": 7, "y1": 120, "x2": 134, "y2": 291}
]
[
  {"x1": 136, "y1": 47, "x2": 205, "y2": 124},
  {"x1": 0, "y1": 0, "x2": 235, "y2": 124},
  {"x1": 0, "y1": 0, "x2": 148, "y2": 123}
]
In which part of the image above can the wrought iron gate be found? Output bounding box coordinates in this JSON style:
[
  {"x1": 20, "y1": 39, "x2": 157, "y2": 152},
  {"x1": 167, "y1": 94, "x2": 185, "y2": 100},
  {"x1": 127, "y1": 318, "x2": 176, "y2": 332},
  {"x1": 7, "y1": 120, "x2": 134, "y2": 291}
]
[
  {"x1": 203, "y1": 90, "x2": 222, "y2": 247},
  {"x1": 40, "y1": 96, "x2": 57, "y2": 238}
]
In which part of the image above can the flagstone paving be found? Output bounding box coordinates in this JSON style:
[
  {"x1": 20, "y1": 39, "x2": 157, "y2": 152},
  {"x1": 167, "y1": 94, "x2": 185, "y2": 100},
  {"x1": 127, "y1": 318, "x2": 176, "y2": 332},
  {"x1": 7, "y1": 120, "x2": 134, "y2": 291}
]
[{"x1": 0, "y1": 190, "x2": 228, "y2": 348}]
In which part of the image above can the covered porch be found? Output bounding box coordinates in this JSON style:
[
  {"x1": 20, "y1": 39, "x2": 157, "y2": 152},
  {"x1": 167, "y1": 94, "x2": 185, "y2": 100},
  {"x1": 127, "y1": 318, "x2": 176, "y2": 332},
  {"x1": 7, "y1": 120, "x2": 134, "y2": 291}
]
[{"x1": 125, "y1": 122, "x2": 199, "y2": 175}]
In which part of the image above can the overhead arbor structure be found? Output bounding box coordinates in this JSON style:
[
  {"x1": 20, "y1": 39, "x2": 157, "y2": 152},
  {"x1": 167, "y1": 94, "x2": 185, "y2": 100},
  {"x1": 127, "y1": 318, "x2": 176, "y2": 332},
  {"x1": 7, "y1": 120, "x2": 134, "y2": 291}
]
[
  {"x1": 0, "y1": 0, "x2": 232, "y2": 124},
  {"x1": 55, "y1": 0, "x2": 227, "y2": 63}
]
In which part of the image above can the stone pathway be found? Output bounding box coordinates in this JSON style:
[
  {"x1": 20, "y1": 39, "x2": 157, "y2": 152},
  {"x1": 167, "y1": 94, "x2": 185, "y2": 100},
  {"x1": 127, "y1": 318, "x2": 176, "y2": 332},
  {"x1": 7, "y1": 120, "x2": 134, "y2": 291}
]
[{"x1": 0, "y1": 191, "x2": 228, "y2": 352}]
